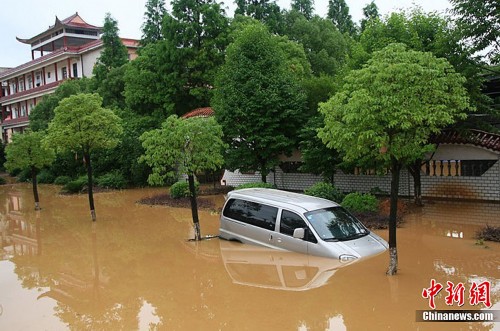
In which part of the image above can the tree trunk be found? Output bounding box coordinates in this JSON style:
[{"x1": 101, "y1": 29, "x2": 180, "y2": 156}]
[
  {"x1": 408, "y1": 160, "x2": 423, "y2": 206},
  {"x1": 387, "y1": 157, "x2": 401, "y2": 276},
  {"x1": 84, "y1": 152, "x2": 96, "y2": 221},
  {"x1": 188, "y1": 174, "x2": 201, "y2": 241},
  {"x1": 31, "y1": 167, "x2": 40, "y2": 210}
]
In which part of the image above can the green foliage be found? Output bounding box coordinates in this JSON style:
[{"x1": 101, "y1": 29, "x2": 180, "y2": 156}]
[
  {"x1": 5, "y1": 130, "x2": 55, "y2": 175},
  {"x1": 235, "y1": 182, "x2": 275, "y2": 190},
  {"x1": 141, "y1": 0, "x2": 167, "y2": 46},
  {"x1": 291, "y1": 0, "x2": 314, "y2": 20},
  {"x1": 451, "y1": 0, "x2": 500, "y2": 64},
  {"x1": 0, "y1": 177, "x2": 6, "y2": 185},
  {"x1": 37, "y1": 169, "x2": 55, "y2": 184},
  {"x1": 341, "y1": 192, "x2": 378, "y2": 213},
  {"x1": 318, "y1": 43, "x2": 471, "y2": 168},
  {"x1": 125, "y1": 0, "x2": 230, "y2": 116},
  {"x1": 63, "y1": 176, "x2": 88, "y2": 194},
  {"x1": 360, "y1": 1, "x2": 379, "y2": 32},
  {"x1": 45, "y1": 93, "x2": 123, "y2": 155},
  {"x1": 0, "y1": 142, "x2": 6, "y2": 171},
  {"x1": 54, "y1": 176, "x2": 72, "y2": 186},
  {"x1": 93, "y1": 13, "x2": 129, "y2": 84},
  {"x1": 304, "y1": 182, "x2": 343, "y2": 202},
  {"x1": 235, "y1": 0, "x2": 284, "y2": 34},
  {"x1": 213, "y1": 23, "x2": 307, "y2": 181},
  {"x1": 475, "y1": 225, "x2": 500, "y2": 243},
  {"x1": 16, "y1": 169, "x2": 31, "y2": 182},
  {"x1": 140, "y1": 115, "x2": 226, "y2": 186},
  {"x1": 169, "y1": 181, "x2": 199, "y2": 199},
  {"x1": 96, "y1": 171, "x2": 127, "y2": 189},
  {"x1": 299, "y1": 115, "x2": 340, "y2": 181},
  {"x1": 283, "y1": 14, "x2": 351, "y2": 76},
  {"x1": 29, "y1": 78, "x2": 94, "y2": 132},
  {"x1": 327, "y1": 0, "x2": 356, "y2": 35}
]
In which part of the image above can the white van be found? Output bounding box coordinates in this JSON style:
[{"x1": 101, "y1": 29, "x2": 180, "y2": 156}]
[{"x1": 219, "y1": 188, "x2": 388, "y2": 261}]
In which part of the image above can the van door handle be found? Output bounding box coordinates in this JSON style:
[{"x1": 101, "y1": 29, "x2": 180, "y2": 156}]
[
  {"x1": 276, "y1": 237, "x2": 282, "y2": 243},
  {"x1": 269, "y1": 234, "x2": 273, "y2": 241}
]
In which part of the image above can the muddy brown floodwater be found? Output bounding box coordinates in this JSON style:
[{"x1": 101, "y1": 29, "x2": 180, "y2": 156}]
[{"x1": 0, "y1": 183, "x2": 499, "y2": 331}]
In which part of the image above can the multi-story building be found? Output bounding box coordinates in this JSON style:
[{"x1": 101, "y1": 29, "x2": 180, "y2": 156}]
[{"x1": 0, "y1": 12, "x2": 138, "y2": 142}]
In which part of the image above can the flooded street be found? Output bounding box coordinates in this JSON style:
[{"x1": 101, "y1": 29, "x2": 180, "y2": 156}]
[{"x1": 0, "y1": 183, "x2": 499, "y2": 331}]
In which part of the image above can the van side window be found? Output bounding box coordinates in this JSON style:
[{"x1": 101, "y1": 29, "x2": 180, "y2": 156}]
[
  {"x1": 223, "y1": 199, "x2": 278, "y2": 230},
  {"x1": 280, "y1": 210, "x2": 307, "y2": 236}
]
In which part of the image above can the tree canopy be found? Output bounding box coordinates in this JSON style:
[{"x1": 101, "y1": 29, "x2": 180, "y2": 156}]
[
  {"x1": 451, "y1": 0, "x2": 500, "y2": 64},
  {"x1": 212, "y1": 23, "x2": 307, "y2": 182},
  {"x1": 140, "y1": 115, "x2": 225, "y2": 239},
  {"x1": 5, "y1": 130, "x2": 55, "y2": 209},
  {"x1": 318, "y1": 43, "x2": 471, "y2": 274},
  {"x1": 45, "y1": 93, "x2": 123, "y2": 220},
  {"x1": 141, "y1": 0, "x2": 167, "y2": 46},
  {"x1": 93, "y1": 13, "x2": 129, "y2": 84},
  {"x1": 327, "y1": 0, "x2": 356, "y2": 35}
]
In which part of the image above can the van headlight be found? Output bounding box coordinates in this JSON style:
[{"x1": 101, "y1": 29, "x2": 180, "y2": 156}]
[{"x1": 339, "y1": 254, "x2": 358, "y2": 263}]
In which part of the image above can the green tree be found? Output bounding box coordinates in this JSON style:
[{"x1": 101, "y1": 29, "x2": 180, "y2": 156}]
[
  {"x1": 5, "y1": 130, "x2": 55, "y2": 210},
  {"x1": 141, "y1": 0, "x2": 167, "y2": 46},
  {"x1": 29, "y1": 78, "x2": 93, "y2": 132},
  {"x1": 284, "y1": 13, "x2": 351, "y2": 76},
  {"x1": 125, "y1": 0, "x2": 229, "y2": 117},
  {"x1": 235, "y1": 0, "x2": 284, "y2": 34},
  {"x1": 451, "y1": 0, "x2": 500, "y2": 64},
  {"x1": 213, "y1": 23, "x2": 307, "y2": 182},
  {"x1": 93, "y1": 13, "x2": 129, "y2": 85},
  {"x1": 140, "y1": 115, "x2": 225, "y2": 240},
  {"x1": 318, "y1": 44, "x2": 470, "y2": 275},
  {"x1": 291, "y1": 0, "x2": 314, "y2": 20},
  {"x1": 45, "y1": 93, "x2": 123, "y2": 221},
  {"x1": 327, "y1": 0, "x2": 356, "y2": 35},
  {"x1": 360, "y1": 1, "x2": 379, "y2": 32}
]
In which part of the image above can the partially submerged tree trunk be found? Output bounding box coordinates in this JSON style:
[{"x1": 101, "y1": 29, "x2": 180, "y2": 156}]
[
  {"x1": 84, "y1": 152, "x2": 96, "y2": 221},
  {"x1": 31, "y1": 166, "x2": 40, "y2": 210},
  {"x1": 188, "y1": 174, "x2": 201, "y2": 241},
  {"x1": 408, "y1": 159, "x2": 423, "y2": 206},
  {"x1": 387, "y1": 157, "x2": 401, "y2": 276}
]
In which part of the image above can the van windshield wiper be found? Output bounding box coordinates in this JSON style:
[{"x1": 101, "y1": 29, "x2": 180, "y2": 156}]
[{"x1": 323, "y1": 238, "x2": 339, "y2": 242}]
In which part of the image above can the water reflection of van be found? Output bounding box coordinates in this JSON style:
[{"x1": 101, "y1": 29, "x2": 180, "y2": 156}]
[
  {"x1": 219, "y1": 188, "x2": 388, "y2": 261},
  {"x1": 220, "y1": 240, "x2": 350, "y2": 291}
]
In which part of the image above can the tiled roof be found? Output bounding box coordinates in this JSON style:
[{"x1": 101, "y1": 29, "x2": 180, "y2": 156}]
[
  {"x1": 0, "y1": 80, "x2": 62, "y2": 104},
  {"x1": 0, "y1": 38, "x2": 137, "y2": 79},
  {"x1": 181, "y1": 107, "x2": 214, "y2": 119},
  {"x1": 430, "y1": 129, "x2": 500, "y2": 152}
]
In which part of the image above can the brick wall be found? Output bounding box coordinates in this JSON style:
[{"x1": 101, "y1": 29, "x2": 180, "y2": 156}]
[{"x1": 221, "y1": 158, "x2": 500, "y2": 202}]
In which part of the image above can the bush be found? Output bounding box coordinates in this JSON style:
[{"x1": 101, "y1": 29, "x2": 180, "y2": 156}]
[
  {"x1": 54, "y1": 176, "x2": 72, "y2": 185},
  {"x1": 235, "y1": 182, "x2": 275, "y2": 190},
  {"x1": 304, "y1": 182, "x2": 343, "y2": 202},
  {"x1": 37, "y1": 169, "x2": 55, "y2": 184},
  {"x1": 341, "y1": 192, "x2": 379, "y2": 213},
  {"x1": 62, "y1": 176, "x2": 88, "y2": 193},
  {"x1": 17, "y1": 168, "x2": 31, "y2": 182},
  {"x1": 476, "y1": 225, "x2": 500, "y2": 242},
  {"x1": 0, "y1": 177, "x2": 6, "y2": 185},
  {"x1": 96, "y1": 171, "x2": 127, "y2": 189},
  {"x1": 169, "y1": 180, "x2": 199, "y2": 199}
]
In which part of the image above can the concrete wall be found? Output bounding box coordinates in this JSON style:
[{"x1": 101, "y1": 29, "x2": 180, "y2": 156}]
[{"x1": 221, "y1": 146, "x2": 500, "y2": 202}]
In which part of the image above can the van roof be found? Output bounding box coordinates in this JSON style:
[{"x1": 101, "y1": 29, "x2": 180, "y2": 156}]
[{"x1": 227, "y1": 188, "x2": 339, "y2": 213}]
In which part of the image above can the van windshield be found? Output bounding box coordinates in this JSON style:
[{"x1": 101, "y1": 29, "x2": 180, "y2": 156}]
[{"x1": 305, "y1": 207, "x2": 369, "y2": 241}]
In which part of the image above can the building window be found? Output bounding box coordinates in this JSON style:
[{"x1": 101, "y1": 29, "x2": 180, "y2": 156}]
[
  {"x1": 73, "y1": 63, "x2": 78, "y2": 78},
  {"x1": 27, "y1": 76, "x2": 33, "y2": 89},
  {"x1": 62, "y1": 67, "x2": 67, "y2": 79},
  {"x1": 18, "y1": 80, "x2": 24, "y2": 92},
  {"x1": 47, "y1": 72, "x2": 51, "y2": 79},
  {"x1": 36, "y1": 74, "x2": 41, "y2": 87},
  {"x1": 20, "y1": 104, "x2": 27, "y2": 117}
]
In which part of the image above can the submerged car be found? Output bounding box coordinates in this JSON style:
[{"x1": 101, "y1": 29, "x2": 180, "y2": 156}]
[{"x1": 219, "y1": 188, "x2": 388, "y2": 261}]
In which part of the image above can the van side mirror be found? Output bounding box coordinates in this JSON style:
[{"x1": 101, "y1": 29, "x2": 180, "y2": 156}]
[{"x1": 293, "y1": 228, "x2": 305, "y2": 239}]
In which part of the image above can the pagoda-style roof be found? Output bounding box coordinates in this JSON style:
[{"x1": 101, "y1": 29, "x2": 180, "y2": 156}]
[
  {"x1": 16, "y1": 13, "x2": 102, "y2": 52},
  {"x1": 181, "y1": 107, "x2": 214, "y2": 119}
]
